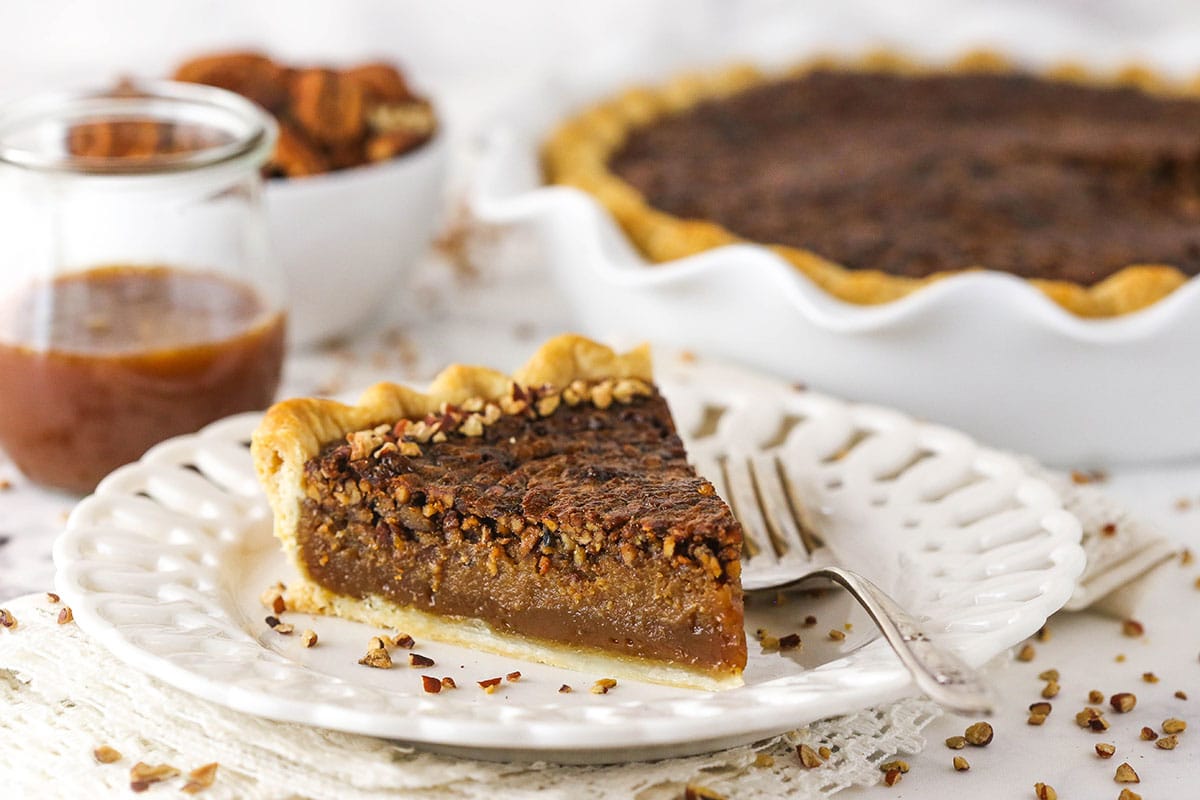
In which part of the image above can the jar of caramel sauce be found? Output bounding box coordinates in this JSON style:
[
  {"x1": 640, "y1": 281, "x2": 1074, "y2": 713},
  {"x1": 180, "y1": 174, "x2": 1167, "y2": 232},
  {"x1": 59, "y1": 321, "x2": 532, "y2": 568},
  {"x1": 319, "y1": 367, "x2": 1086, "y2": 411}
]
[{"x1": 0, "y1": 82, "x2": 285, "y2": 492}]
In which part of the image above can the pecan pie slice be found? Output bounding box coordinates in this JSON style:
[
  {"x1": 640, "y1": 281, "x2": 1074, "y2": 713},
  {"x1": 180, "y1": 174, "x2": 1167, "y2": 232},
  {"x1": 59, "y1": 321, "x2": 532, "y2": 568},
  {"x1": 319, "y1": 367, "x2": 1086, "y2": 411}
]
[{"x1": 252, "y1": 335, "x2": 746, "y2": 689}]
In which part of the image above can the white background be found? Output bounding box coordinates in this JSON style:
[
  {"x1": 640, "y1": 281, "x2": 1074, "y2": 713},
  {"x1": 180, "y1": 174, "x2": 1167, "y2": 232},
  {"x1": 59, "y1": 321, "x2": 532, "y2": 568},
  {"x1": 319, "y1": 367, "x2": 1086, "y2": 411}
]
[
  {"x1": 3, "y1": 0, "x2": 1200, "y2": 133},
  {"x1": 3, "y1": 2, "x2": 1200, "y2": 797}
]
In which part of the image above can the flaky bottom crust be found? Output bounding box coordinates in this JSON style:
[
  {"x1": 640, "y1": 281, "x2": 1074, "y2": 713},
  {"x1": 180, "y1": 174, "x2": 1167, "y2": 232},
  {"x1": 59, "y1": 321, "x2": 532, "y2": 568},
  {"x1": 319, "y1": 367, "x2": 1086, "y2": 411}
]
[{"x1": 543, "y1": 50, "x2": 1195, "y2": 318}]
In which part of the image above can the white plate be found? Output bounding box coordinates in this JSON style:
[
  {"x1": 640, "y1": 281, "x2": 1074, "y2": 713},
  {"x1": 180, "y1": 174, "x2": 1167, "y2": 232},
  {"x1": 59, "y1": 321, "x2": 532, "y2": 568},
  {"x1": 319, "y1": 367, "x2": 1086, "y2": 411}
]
[
  {"x1": 469, "y1": 15, "x2": 1200, "y2": 466},
  {"x1": 53, "y1": 356, "x2": 1084, "y2": 763}
]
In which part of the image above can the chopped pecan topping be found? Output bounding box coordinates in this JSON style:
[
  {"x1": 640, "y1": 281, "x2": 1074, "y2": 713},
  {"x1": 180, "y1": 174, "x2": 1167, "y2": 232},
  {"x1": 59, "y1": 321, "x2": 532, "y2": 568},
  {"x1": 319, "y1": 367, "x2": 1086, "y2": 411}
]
[
  {"x1": 882, "y1": 768, "x2": 902, "y2": 786},
  {"x1": 964, "y1": 721, "x2": 993, "y2": 746},
  {"x1": 478, "y1": 677, "x2": 502, "y2": 694},
  {"x1": 945, "y1": 736, "x2": 967, "y2": 750},
  {"x1": 952, "y1": 755, "x2": 969, "y2": 771},
  {"x1": 1140, "y1": 726, "x2": 1158, "y2": 741},
  {"x1": 0, "y1": 608, "x2": 17, "y2": 630},
  {"x1": 409, "y1": 653, "x2": 435, "y2": 668},
  {"x1": 797, "y1": 744, "x2": 823, "y2": 769},
  {"x1": 1176, "y1": 690, "x2": 1189, "y2": 700},
  {"x1": 1041, "y1": 680, "x2": 1060, "y2": 699},
  {"x1": 421, "y1": 675, "x2": 442, "y2": 694},
  {"x1": 1037, "y1": 669, "x2": 1059, "y2": 681},
  {"x1": 1110, "y1": 693, "x2": 1137, "y2": 713},
  {"x1": 440, "y1": 677, "x2": 456, "y2": 690},
  {"x1": 1095, "y1": 742, "x2": 1116, "y2": 758},
  {"x1": 778, "y1": 633, "x2": 801, "y2": 651},
  {"x1": 1119, "y1": 789, "x2": 1143, "y2": 800},
  {"x1": 1121, "y1": 619, "x2": 1145, "y2": 637},
  {"x1": 181, "y1": 762, "x2": 219, "y2": 794},
  {"x1": 358, "y1": 648, "x2": 392, "y2": 669},
  {"x1": 558, "y1": 684, "x2": 572, "y2": 693},
  {"x1": 94, "y1": 745, "x2": 123, "y2": 764},
  {"x1": 300, "y1": 629, "x2": 318, "y2": 648},
  {"x1": 1088, "y1": 689, "x2": 1104, "y2": 704},
  {"x1": 1142, "y1": 672, "x2": 1159, "y2": 684},
  {"x1": 259, "y1": 582, "x2": 287, "y2": 612},
  {"x1": 46, "y1": 592, "x2": 60, "y2": 604},
  {"x1": 129, "y1": 762, "x2": 180, "y2": 792},
  {"x1": 1016, "y1": 643, "x2": 1035, "y2": 662},
  {"x1": 57, "y1": 607, "x2": 74, "y2": 625},
  {"x1": 828, "y1": 629, "x2": 846, "y2": 642},
  {"x1": 1077, "y1": 706, "x2": 1111, "y2": 732},
  {"x1": 1033, "y1": 782, "x2": 1057, "y2": 800},
  {"x1": 879, "y1": 760, "x2": 909, "y2": 773},
  {"x1": 590, "y1": 678, "x2": 618, "y2": 695},
  {"x1": 1163, "y1": 718, "x2": 1187, "y2": 733},
  {"x1": 505, "y1": 671, "x2": 522, "y2": 682},
  {"x1": 392, "y1": 633, "x2": 415, "y2": 649},
  {"x1": 1156, "y1": 734, "x2": 1179, "y2": 750},
  {"x1": 1114, "y1": 762, "x2": 1140, "y2": 783}
]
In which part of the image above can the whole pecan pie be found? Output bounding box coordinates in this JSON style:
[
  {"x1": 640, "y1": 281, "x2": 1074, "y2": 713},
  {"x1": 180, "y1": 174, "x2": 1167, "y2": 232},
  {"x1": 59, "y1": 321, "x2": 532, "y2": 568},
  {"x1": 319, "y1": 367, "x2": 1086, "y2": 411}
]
[
  {"x1": 544, "y1": 53, "x2": 1200, "y2": 316},
  {"x1": 252, "y1": 335, "x2": 746, "y2": 689}
]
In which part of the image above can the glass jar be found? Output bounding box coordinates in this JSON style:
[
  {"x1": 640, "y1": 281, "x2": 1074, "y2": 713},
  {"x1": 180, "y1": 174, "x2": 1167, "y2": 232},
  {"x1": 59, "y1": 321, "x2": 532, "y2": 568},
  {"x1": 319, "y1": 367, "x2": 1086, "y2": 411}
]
[{"x1": 0, "y1": 81, "x2": 286, "y2": 493}]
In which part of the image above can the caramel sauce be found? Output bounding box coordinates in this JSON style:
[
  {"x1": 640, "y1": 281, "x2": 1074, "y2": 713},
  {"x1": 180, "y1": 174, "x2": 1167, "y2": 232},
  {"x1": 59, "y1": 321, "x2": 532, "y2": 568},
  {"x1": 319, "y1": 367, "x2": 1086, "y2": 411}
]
[{"x1": 0, "y1": 266, "x2": 285, "y2": 492}]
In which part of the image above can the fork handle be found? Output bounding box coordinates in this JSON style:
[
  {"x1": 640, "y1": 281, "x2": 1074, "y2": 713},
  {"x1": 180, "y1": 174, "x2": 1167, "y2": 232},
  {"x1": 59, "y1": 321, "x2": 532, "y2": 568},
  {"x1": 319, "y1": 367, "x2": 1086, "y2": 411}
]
[{"x1": 807, "y1": 566, "x2": 996, "y2": 716}]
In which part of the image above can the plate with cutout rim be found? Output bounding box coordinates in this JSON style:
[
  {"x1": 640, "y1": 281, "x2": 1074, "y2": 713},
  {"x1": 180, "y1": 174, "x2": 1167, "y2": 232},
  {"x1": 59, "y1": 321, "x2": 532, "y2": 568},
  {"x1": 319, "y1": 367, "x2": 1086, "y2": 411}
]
[{"x1": 52, "y1": 353, "x2": 1084, "y2": 763}]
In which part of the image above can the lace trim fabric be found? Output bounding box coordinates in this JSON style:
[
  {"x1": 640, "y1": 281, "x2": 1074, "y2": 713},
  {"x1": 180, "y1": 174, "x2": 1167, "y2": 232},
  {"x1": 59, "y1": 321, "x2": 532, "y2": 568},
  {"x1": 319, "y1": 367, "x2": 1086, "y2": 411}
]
[{"x1": 0, "y1": 595, "x2": 937, "y2": 799}]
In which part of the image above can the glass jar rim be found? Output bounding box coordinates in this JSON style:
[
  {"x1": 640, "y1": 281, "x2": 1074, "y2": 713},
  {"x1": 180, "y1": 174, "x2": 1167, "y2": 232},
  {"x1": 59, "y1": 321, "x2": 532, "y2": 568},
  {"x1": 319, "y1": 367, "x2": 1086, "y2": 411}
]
[{"x1": 0, "y1": 80, "x2": 276, "y2": 175}]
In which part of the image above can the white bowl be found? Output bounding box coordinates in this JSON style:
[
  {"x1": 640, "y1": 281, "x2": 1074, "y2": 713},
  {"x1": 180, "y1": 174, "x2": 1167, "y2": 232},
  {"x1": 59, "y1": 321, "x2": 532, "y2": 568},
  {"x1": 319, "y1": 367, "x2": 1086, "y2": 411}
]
[
  {"x1": 266, "y1": 131, "x2": 446, "y2": 347},
  {"x1": 471, "y1": 82, "x2": 1200, "y2": 468}
]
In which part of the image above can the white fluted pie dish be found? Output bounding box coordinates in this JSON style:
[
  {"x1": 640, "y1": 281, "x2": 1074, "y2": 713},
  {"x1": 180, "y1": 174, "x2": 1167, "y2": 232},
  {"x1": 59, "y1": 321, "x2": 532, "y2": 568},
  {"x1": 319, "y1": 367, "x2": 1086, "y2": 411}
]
[{"x1": 470, "y1": 8, "x2": 1200, "y2": 466}]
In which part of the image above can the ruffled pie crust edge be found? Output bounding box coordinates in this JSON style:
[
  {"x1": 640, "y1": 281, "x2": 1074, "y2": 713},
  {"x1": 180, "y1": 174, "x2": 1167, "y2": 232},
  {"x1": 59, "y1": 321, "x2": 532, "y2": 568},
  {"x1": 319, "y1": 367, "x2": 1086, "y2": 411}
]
[{"x1": 542, "y1": 50, "x2": 1196, "y2": 318}]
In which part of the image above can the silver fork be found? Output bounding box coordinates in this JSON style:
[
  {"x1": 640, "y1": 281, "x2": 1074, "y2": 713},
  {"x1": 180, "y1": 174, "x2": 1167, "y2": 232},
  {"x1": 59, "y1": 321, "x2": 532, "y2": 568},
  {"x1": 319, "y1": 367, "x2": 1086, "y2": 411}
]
[{"x1": 710, "y1": 451, "x2": 995, "y2": 716}]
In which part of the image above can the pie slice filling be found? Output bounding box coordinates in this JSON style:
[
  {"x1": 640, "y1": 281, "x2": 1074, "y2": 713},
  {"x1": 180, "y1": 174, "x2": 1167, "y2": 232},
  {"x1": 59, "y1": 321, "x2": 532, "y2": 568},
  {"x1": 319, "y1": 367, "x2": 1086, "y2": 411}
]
[{"x1": 253, "y1": 335, "x2": 746, "y2": 689}]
